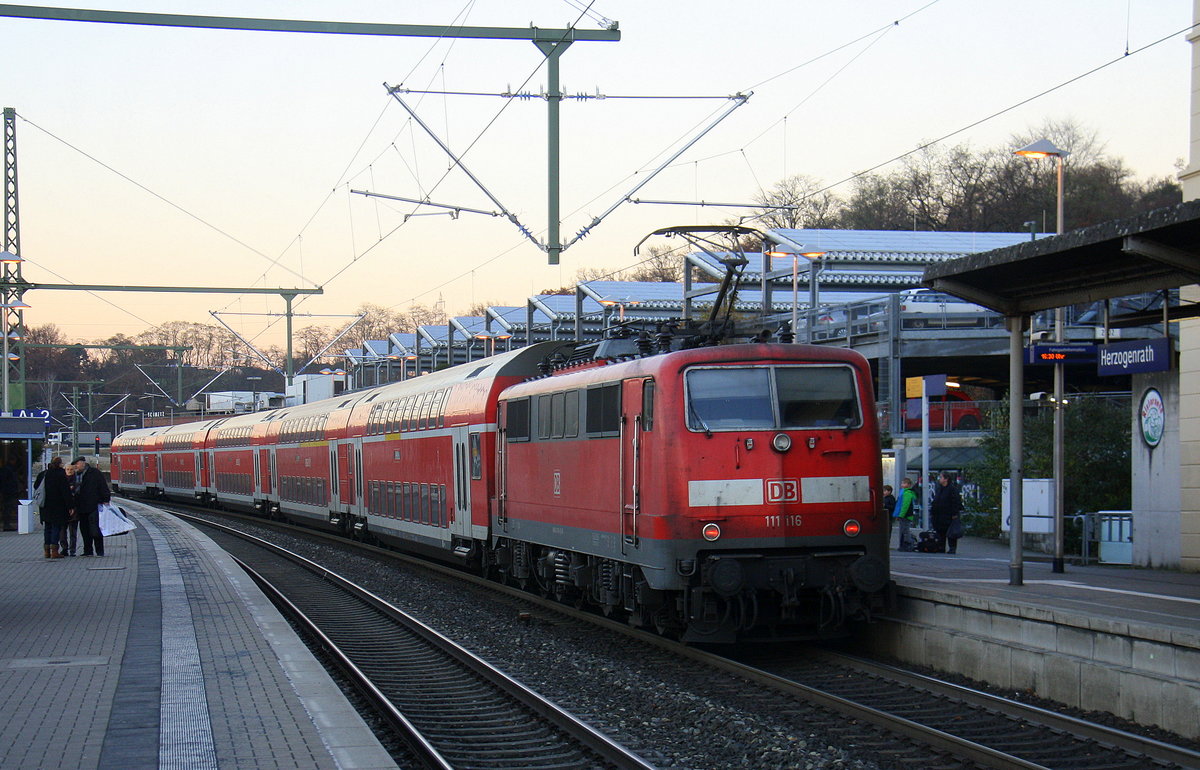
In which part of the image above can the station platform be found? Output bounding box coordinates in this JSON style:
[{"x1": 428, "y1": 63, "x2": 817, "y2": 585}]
[
  {"x1": 0, "y1": 500, "x2": 397, "y2": 770},
  {"x1": 854, "y1": 535, "x2": 1200, "y2": 740}
]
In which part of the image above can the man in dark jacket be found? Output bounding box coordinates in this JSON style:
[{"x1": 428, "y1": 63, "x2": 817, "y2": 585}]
[
  {"x1": 929, "y1": 471, "x2": 964, "y2": 554},
  {"x1": 72, "y1": 457, "x2": 111, "y2": 557}
]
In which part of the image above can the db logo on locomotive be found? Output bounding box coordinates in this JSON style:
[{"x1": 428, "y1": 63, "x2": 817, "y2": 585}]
[{"x1": 765, "y1": 478, "x2": 800, "y2": 503}]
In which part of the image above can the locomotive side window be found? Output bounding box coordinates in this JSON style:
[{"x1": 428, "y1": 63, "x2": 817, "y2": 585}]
[
  {"x1": 551, "y1": 392, "x2": 566, "y2": 438},
  {"x1": 586, "y1": 383, "x2": 621, "y2": 436},
  {"x1": 563, "y1": 390, "x2": 579, "y2": 437},
  {"x1": 506, "y1": 398, "x2": 531, "y2": 442},
  {"x1": 537, "y1": 395, "x2": 553, "y2": 439},
  {"x1": 776, "y1": 366, "x2": 860, "y2": 428},
  {"x1": 642, "y1": 381, "x2": 655, "y2": 431}
]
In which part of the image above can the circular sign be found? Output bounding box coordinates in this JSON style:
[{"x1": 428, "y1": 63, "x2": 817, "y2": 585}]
[{"x1": 1140, "y1": 388, "x2": 1165, "y2": 448}]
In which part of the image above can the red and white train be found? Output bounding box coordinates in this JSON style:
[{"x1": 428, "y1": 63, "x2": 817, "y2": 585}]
[{"x1": 112, "y1": 340, "x2": 891, "y2": 642}]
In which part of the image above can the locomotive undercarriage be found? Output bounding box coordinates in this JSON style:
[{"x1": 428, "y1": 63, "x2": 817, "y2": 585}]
[{"x1": 490, "y1": 537, "x2": 890, "y2": 643}]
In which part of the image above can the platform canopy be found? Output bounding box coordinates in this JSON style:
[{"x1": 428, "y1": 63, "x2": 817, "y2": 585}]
[{"x1": 923, "y1": 199, "x2": 1200, "y2": 315}]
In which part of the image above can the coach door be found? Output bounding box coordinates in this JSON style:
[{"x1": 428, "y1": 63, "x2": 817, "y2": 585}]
[
  {"x1": 337, "y1": 442, "x2": 354, "y2": 512},
  {"x1": 620, "y1": 378, "x2": 651, "y2": 551},
  {"x1": 451, "y1": 425, "x2": 472, "y2": 538},
  {"x1": 258, "y1": 449, "x2": 272, "y2": 496}
]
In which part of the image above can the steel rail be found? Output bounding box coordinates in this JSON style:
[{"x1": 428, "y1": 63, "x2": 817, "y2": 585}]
[
  {"x1": 176, "y1": 511, "x2": 656, "y2": 770},
  {"x1": 233, "y1": 555, "x2": 453, "y2": 770},
  {"x1": 805, "y1": 648, "x2": 1200, "y2": 770},
  {"x1": 156, "y1": 502, "x2": 1198, "y2": 769}
]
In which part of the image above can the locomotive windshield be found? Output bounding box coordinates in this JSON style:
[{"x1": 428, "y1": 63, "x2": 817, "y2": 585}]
[{"x1": 685, "y1": 365, "x2": 860, "y2": 431}]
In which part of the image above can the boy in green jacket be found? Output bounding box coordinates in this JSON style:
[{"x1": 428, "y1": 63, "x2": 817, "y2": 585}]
[{"x1": 892, "y1": 477, "x2": 918, "y2": 552}]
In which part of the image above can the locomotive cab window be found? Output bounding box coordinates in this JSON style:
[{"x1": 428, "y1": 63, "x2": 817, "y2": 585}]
[
  {"x1": 776, "y1": 366, "x2": 860, "y2": 428},
  {"x1": 685, "y1": 365, "x2": 860, "y2": 432}
]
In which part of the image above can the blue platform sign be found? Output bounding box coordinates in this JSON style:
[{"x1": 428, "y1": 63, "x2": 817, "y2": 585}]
[
  {"x1": 13, "y1": 408, "x2": 50, "y2": 425},
  {"x1": 1097, "y1": 337, "x2": 1171, "y2": 376},
  {"x1": 1025, "y1": 343, "x2": 1097, "y2": 366}
]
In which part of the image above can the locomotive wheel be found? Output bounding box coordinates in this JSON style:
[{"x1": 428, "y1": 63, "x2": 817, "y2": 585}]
[{"x1": 653, "y1": 608, "x2": 681, "y2": 639}]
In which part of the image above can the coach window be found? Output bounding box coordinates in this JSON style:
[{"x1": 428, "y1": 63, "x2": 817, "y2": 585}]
[
  {"x1": 431, "y1": 389, "x2": 447, "y2": 428},
  {"x1": 436, "y1": 484, "x2": 446, "y2": 526},
  {"x1": 506, "y1": 398, "x2": 531, "y2": 442},
  {"x1": 469, "y1": 433, "x2": 482, "y2": 479},
  {"x1": 414, "y1": 392, "x2": 431, "y2": 430},
  {"x1": 585, "y1": 383, "x2": 620, "y2": 437},
  {"x1": 642, "y1": 380, "x2": 655, "y2": 431},
  {"x1": 537, "y1": 394, "x2": 552, "y2": 440}
]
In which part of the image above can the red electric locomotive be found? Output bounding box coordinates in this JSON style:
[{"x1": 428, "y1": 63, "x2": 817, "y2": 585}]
[
  {"x1": 492, "y1": 341, "x2": 889, "y2": 641},
  {"x1": 112, "y1": 338, "x2": 890, "y2": 642}
]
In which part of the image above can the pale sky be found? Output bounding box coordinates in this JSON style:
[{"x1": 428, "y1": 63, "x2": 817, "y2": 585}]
[{"x1": 0, "y1": 1, "x2": 1191, "y2": 348}]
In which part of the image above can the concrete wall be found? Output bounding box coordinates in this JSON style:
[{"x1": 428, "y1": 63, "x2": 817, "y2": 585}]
[
  {"x1": 1177, "y1": 0, "x2": 1200, "y2": 572},
  {"x1": 1132, "y1": 372, "x2": 1183, "y2": 568},
  {"x1": 854, "y1": 587, "x2": 1200, "y2": 739}
]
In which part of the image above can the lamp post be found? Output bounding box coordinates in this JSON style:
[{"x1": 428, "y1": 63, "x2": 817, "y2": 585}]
[
  {"x1": 1015, "y1": 138, "x2": 1069, "y2": 574},
  {"x1": 245, "y1": 376, "x2": 262, "y2": 412},
  {"x1": 401, "y1": 354, "x2": 417, "y2": 380},
  {"x1": 765, "y1": 243, "x2": 826, "y2": 342},
  {"x1": 474, "y1": 331, "x2": 513, "y2": 357},
  {"x1": 598, "y1": 298, "x2": 640, "y2": 336}
]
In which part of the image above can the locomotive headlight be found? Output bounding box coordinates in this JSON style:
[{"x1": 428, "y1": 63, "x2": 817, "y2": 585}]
[
  {"x1": 771, "y1": 433, "x2": 792, "y2": 452},
  {"x1": 701, "y1": 523, "x2": 721, "y2": 541},
  {"x1": 843, "y1": 519, "x2": 862, "y2": 537}
]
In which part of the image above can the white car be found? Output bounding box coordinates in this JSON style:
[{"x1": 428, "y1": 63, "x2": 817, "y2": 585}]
[{"x1": 898, "y1": 289, "x2": 992, "y2": 328}]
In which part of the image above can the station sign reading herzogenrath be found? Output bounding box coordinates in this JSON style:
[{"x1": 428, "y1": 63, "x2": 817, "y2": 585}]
[{"x1": 1097, "y1": 337, "x2": 1171, "y2": 376}]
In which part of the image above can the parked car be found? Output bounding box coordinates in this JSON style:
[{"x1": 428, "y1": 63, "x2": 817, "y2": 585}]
[
  {"x1": 899, "y1": 289, "x2": 991, "y2": 329},
  {"x1": 905, "y1": 389, "x2": 983, "y2": 431}
]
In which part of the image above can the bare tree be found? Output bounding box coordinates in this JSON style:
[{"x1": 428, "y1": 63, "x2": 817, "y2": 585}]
[
  {"x1": 750, "y1": 174, "x2": 844, "y2": 230},
  {"x1": 627, "y1": 243, "x2": 685, "y2": 283}
]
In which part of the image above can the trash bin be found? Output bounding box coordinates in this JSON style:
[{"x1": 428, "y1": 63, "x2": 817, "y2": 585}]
[{"x1": 17, "y1": 499, "x2": 37, "y2": 534}]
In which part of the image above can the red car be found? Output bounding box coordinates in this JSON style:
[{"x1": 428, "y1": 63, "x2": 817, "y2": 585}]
[{"x1": 905, "y1": 390, "x2": 983, "y2": 431}]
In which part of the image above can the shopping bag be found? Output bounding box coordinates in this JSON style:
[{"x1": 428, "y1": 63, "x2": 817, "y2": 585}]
[
  {"x1": 31, "y1": 480, "x2": 45, "y2": 508},
  {"x1": 947, "y1": 517, "x2": 964, "y2": 540},
  {"x1": 98, "y1": 502, "x2": 136, "y2": 536}
]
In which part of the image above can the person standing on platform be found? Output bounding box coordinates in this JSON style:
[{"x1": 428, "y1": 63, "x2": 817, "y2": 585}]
[
  {"x1": 881, "y1": 485, "x2": 896, "y2": 517},
  {"x1": 892, "y1": 477, "x2": 918, "y2": 552},
  {"x1": 930, "y1": 471, "x2": 964, "y2": 554},
  {"x1": 73, "y1": 457, "x2": 111, "y2": 557},
  {"x1": 60, "y1": 463, "x2": 79, "y2": 556},
  {"x1": 35, "y1": 457, "x2": 71, "y2": 558}
]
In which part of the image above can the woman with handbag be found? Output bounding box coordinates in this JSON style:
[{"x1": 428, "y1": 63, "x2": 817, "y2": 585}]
[{"x1": 930, "y1": 471, "x2": 964, "y2": 554}]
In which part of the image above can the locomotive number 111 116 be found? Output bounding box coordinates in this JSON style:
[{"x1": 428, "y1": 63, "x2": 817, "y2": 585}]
[{"x1": 764, "y1": 514, "x2": 803, "y2": 528}]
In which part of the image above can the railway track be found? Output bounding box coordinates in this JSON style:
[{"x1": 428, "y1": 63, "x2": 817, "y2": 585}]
[
  {"x1": 177, "y1": 511, "x2": 655, "y2": 770},
  {"x1": 160, "y1": 502, "x2": 1200, "y2": 769}
]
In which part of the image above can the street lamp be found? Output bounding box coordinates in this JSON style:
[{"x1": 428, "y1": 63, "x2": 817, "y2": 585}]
[
  {"x1": 474, "y1": 331, "x2": 512, "y2": 357},
  {"x1": 401, "y1": 354, "x2": 418, "y2": 380},
  {"x1": 1015, "y1": 137, "x2": 1069, "y2": 574},
  {"x1": 598, "y1": 297, "x2": 640, "y2": 336},
  {"x1": 765, "y1": 242, "x2": 826, "y2": 342}
]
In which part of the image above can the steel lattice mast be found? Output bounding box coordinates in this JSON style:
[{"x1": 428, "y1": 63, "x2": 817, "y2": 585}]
[{"x1": 3, "y1": 107, "x2": 25, "y2": 412}]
